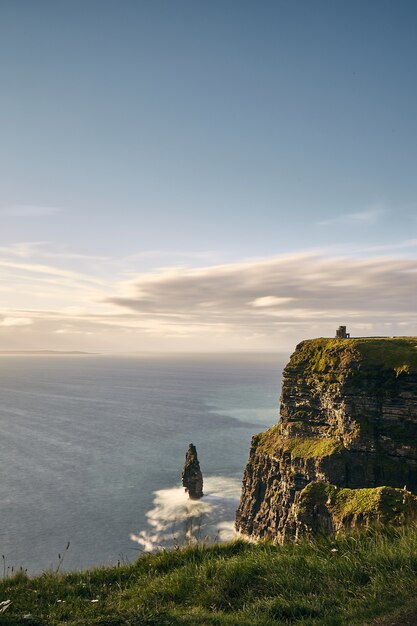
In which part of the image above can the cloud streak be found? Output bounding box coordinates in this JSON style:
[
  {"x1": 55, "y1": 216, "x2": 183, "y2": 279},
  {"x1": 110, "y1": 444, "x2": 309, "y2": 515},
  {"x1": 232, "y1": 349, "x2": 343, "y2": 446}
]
[
  {"x1": 0, "y1": 241, "x2": 110, "y2": 262},
  {"x1": 107, "y1": 252, "x2": 417, "y2": 339},
  {"x1": 1, "y1": 248, "x2": 417, "y2": 352},
  {"x1": 0, "y1": 317, "x2": 33, "y2": 327},
  {"x1": 319, "y1": 207, "x2": 386, "y2": 226},
  {"x1": 0, "y1": 205, "x2": 63, "y2": 217},
  {"x1": 0, "y1": 259, "x2": 106, "y2": 287}
]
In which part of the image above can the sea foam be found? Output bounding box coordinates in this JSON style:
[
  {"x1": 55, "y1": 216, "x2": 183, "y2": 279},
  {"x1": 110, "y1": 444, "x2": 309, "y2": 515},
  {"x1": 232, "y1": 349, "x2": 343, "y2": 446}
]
[{"x1": 130, "y1": 475, "x2": 241, "y2": 551}]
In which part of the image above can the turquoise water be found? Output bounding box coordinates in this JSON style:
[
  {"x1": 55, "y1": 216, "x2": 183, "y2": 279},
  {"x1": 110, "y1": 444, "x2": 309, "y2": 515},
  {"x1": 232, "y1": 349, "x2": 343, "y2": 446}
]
[{"x1": 0, "y1": 354, "x2": 285, "y2": 573}]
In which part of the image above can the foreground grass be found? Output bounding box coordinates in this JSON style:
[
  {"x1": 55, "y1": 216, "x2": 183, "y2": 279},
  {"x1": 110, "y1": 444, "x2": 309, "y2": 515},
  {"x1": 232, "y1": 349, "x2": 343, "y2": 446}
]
[{"x1": 3, "y1": 526, "x2": 417, "y2": 625}]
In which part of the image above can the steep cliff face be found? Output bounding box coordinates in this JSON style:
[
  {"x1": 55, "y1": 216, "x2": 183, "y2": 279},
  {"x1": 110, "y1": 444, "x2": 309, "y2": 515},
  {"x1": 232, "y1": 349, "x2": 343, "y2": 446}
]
[{"x1": 236, "y1": 338, "x2": 417, "y2": 540}]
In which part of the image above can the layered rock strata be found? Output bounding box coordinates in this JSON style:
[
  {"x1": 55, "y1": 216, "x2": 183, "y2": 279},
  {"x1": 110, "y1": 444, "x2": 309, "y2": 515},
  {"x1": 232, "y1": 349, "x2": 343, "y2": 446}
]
[{"x1": 236, "y1": 338, "x2": 417, "y2": 540}]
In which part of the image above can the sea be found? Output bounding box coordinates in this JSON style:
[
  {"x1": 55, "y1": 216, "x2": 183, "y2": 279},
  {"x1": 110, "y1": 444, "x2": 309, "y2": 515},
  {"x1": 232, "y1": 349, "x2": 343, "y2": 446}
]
[{"x1": 0, "y1": 353, "x2": 286, "y2": 574}]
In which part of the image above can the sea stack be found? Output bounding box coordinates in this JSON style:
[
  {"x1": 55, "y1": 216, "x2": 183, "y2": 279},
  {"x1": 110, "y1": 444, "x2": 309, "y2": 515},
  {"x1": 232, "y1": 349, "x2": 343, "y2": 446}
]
[{"x1": 182, "y1": 443, "x2": 204, "y2": 500}]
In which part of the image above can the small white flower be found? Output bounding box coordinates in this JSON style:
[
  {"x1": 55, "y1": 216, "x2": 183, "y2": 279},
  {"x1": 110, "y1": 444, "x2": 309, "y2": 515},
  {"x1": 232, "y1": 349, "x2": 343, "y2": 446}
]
[
  {"x1": 0, "y1": 600, "x2": 12, "y2": 614},
  {"x1": 91, "y1": 599, "x2": 99, "y2": 603},
  {"x1": 331, "y1": 548, "x2": 338, "y2": 552}
]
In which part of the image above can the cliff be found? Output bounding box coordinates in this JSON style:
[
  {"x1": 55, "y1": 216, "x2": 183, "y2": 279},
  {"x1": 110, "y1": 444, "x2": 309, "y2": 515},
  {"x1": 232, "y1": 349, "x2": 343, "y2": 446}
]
[{"x1": 236, "y1": 337, "x2": 417, "y2": 540}]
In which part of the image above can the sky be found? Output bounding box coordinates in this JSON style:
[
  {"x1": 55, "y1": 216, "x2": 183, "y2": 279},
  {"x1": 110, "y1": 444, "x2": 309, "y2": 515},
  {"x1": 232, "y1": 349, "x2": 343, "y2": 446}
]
[{"x1": 1, "y1": 0, "x2": 417, "y2": 353}]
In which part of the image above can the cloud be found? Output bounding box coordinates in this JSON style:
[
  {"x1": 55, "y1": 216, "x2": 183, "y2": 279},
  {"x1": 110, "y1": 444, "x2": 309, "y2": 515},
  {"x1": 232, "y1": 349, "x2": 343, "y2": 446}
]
[
  {"x1": 0, "y1": 205, "x2": 63, "y2": 217},
  {"x1": 0, "y1": 317, "x2": 33, "y2": 327},
  {"x1": 1, "y1": 249, "x2": 417, "y2": 352},
  {"x1": 0, "y1": 241, "x2": 109, "y2": 262},
  {"x1": 343, "y1": 238, "x2": 417, "y2": 255},
  {"x1": 107, "y1": 253, "x2": 417, "y2": 339},
  {"x1": 125, "y1": 249, "x2": 224, "y2": 262},
  {"x1": 0, "y1": 259, "x2": 105, "y2": 286},
  {"x1": 251, "y1": 296, "x2": 295, "y2": 307},
  {"x1": 319, "y1": 207, "x2": 386, "y2": 226}
]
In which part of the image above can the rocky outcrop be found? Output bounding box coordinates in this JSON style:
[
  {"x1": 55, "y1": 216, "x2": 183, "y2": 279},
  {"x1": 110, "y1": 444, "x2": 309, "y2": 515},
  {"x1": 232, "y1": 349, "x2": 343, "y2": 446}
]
[
  {"x1": 293, "y1": 482, "x2": 417, "y2": 536},
  {"x1": 236, "y1": 338, "x2": 417, "y2": 541},
  {"x1": 182, "y1": 443, "x2": 203, "y2": 500}
]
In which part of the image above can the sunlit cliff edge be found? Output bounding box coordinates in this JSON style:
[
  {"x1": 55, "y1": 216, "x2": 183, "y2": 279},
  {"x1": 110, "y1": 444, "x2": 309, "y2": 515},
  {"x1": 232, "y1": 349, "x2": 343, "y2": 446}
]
[{"x1": 236, "y1": 337, "x2": 417, "y2": 541}]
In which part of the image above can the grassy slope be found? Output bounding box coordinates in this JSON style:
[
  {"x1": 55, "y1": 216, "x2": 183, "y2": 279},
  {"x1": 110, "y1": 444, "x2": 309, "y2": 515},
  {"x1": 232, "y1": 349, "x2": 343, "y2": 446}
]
[
  {"x1": 257, "y1": 425, "x2": 342, "y2": 458},
  {"x1": 292, "y1": 337, "x2": 417, "y2": 377},
  {"x1": 3, "y1": 526, "x2": 417, "y2": 625}
]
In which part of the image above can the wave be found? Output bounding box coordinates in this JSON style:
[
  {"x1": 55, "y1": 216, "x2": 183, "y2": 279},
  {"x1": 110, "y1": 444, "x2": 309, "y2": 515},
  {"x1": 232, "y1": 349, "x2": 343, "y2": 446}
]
[{"x1": 130, "y1": 475, "x2": 241, "y2": 552}]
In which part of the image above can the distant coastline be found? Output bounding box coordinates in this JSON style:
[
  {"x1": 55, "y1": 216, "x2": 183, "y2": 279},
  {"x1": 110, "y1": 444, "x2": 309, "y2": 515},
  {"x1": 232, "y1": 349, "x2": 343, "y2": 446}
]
[{"x1": 0, "y1": 350, "x2": 98, "y2": 355}]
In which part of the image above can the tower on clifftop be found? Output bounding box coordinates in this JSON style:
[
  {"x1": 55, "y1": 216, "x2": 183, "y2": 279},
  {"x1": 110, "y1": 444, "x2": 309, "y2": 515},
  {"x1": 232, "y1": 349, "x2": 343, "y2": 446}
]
[{"x1": 335, "y1": 325, "x2": 350, "y2": 338}]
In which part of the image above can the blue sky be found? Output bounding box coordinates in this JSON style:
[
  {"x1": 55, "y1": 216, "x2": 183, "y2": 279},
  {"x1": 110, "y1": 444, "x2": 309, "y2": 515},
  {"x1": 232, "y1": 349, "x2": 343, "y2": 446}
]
[{"x1": 1, "y1": 1, "x2": 417, "y2": 351}]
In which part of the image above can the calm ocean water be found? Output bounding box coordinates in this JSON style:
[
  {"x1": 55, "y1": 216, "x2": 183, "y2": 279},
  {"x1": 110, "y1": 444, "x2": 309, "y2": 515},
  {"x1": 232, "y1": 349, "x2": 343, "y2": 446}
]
[{"x1": 0, "y1": 354, "x2": 286, "y2": 573}]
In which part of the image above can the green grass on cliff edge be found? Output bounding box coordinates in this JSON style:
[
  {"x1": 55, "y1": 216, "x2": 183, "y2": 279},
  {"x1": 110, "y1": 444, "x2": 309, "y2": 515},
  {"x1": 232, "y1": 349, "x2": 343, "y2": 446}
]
[
  {"x1": 3, "y1": 526, "x2": 417, "y2": 625},
  {"x1": 300, "y1": 482, "x2": 417, "y2": 525},
  {"x1": 291, "y1": 336, "x2": 417, "y2": 377},
  {"x1": 257, "y1": 424, "x2": 342, "y2": 458}
]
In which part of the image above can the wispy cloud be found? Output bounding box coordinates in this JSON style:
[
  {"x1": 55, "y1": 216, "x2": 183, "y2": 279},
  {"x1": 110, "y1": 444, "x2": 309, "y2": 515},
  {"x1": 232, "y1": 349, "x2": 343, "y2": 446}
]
[
  {"x1": 251, "y1": 296, "x2": 295, "y2": 308},
  {"x1": 0, "y1": 241, "x2": 110, "y2": 262},
  {"x1": 344, "y1": 238, "x2": 417, "y2": 255},
  {"x1": 319, "y1": 207, "x2": 386, "y2": 226},
  {"x1": 0, "y1": 205, "x2": 63, "y2": 217},
  {"x1": 125, "y1": 249, "x2": 224, "y2": 262},
  {"x1": 0, "y1": 259, "x2": 106, "y2": 286},
  {"x1": 1, "y1": 249, "x2": 417, "y2": 352},
  {"x1": 0, "y1": 242, "x2": 50, "y2": 258},
  {"x1": 0, "y1": 317, "x2": 33, "y2": 327},
  {"x1": 107, "y1": 252, "x2": 417, "y2": 337}
]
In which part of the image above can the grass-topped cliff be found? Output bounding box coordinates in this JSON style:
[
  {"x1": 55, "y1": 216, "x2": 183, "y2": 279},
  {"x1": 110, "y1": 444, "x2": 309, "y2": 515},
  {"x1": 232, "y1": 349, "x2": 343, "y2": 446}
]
[
  {"x1": 3, "y1": 526, "x2": 417, "y2": 625},
  {"x1": 256, "y1": 337, "x2": 417, "y2": 460},
  {"x1": 236, "y1": 336, "x2": 417, "y2": 542},
  {"x1": 290, "y1": 336, "x2": 417, "y2": 380}
]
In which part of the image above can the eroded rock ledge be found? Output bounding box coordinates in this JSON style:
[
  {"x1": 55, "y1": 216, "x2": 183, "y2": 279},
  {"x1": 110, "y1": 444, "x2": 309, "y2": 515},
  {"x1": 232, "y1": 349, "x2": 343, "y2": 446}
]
[{"x1": 236, "y1": 337, "x2": 417, "y2": 540}]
